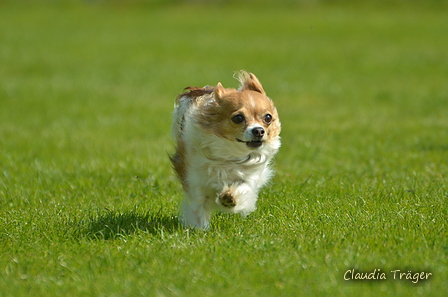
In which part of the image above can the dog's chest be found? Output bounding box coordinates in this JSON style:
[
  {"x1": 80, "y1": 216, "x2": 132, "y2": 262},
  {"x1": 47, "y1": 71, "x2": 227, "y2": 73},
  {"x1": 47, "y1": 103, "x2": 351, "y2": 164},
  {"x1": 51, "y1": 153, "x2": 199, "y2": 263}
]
[{"x1": 203, "y1": 159, "x2": 263, "y2": 186}]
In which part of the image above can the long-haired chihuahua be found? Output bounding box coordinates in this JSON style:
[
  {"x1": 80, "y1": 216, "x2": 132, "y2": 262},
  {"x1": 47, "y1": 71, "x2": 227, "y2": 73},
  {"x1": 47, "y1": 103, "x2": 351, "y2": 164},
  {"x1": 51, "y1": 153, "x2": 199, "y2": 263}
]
[{"x1": 170, "y1": 71, "x2": 281, "y2": 229}]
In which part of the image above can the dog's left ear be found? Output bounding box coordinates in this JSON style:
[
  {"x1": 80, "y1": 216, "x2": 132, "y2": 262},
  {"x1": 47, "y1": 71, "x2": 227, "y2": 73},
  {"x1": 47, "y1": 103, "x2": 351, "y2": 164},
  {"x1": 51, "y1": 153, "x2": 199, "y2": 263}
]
[{"x1": 240, "y1": 72, "x2": 266, "y2": 95}]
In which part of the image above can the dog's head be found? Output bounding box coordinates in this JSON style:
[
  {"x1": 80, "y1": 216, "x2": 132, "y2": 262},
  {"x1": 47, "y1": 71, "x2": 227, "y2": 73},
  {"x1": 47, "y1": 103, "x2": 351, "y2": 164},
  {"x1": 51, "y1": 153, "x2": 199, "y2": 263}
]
[{"x1": 197, "y1": 71, "x2": 281, "y2": 150}]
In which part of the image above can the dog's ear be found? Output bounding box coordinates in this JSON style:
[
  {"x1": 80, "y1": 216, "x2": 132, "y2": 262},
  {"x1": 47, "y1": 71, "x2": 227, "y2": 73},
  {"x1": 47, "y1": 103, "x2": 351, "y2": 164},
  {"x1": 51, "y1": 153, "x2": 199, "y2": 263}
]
[
  {"x1": 214, "y1": 82, "x2": 225, "y2": 103},
  {"x1": 239, "y1": 71, "x2": 266, "y2": 95}
]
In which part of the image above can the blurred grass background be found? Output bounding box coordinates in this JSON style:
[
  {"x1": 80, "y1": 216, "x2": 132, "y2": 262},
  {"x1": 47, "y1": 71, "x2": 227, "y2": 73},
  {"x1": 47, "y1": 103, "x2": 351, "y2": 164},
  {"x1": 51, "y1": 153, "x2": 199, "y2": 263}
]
[{"x1": 0, "y1": 0, "x2": 447, "y2": 296}]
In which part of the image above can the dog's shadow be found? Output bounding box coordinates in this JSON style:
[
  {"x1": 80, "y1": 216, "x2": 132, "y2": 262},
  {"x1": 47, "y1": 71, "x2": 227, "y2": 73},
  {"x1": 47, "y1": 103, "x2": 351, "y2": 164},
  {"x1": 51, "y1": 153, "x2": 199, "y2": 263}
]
[{"x1": 76, "y1": 209, "x2": 181, "y2": 240}]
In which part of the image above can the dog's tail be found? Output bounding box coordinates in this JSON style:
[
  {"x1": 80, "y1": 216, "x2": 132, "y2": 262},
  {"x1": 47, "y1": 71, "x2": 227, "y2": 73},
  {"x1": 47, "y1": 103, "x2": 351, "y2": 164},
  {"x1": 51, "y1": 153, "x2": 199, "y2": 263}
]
[{"x1": 170, "y1": 86, "x2": 214, "y2": 188}]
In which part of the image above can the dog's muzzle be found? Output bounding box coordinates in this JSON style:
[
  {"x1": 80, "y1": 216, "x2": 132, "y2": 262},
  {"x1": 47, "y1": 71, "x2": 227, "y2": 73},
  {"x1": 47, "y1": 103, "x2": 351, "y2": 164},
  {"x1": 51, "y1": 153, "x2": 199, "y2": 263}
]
[{"x1": 236, "y1": 127, "x2": 265, "y2": 149}]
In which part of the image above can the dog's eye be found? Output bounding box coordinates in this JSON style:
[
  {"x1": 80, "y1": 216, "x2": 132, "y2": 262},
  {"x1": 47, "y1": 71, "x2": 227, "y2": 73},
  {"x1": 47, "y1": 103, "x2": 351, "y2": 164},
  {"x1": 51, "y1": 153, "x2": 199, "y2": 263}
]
[
  {"x1": 264, "y1": 114, "x2": 273, "y2": 124},
  {"x1": 232, "y1": 114, "x2": 245, "y2": 124}
]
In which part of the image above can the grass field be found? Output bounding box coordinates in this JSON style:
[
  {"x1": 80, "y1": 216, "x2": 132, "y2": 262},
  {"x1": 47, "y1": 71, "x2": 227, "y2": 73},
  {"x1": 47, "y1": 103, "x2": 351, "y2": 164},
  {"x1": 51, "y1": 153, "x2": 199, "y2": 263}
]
[{"x1": 0, "y1": 0, "x2": 447, "y2": 296}]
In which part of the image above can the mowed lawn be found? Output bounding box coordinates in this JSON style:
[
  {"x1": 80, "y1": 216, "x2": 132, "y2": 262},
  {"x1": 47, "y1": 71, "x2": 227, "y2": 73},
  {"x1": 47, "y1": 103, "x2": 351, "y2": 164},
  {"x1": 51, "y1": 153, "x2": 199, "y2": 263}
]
[{"x1": 0, "y1": 1, "x2": 447, "y2": 296}]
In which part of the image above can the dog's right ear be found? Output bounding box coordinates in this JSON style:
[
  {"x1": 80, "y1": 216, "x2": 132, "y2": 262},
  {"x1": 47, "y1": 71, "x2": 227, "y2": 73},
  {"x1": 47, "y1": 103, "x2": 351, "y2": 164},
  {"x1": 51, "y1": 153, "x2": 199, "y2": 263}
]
[{"x1": 214, "y1": 82, "x2": 225, "y2": 103}]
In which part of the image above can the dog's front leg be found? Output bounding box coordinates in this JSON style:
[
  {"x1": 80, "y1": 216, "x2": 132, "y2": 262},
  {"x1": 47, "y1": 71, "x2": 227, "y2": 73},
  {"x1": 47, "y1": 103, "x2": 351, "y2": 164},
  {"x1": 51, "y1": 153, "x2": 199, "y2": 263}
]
[
  {"x1": 180, "y1": 190, "x2": 214, "y2": 230},
  {"x1": 217, "y1": 182, "x2": 258, "y2": 217}
]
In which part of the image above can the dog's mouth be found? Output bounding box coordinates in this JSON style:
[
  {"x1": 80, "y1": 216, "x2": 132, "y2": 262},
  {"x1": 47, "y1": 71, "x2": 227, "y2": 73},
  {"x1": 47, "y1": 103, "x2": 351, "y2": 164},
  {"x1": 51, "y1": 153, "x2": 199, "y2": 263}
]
[{"x1": 236, "y1": 138, "x2": 263, "y2": 149}]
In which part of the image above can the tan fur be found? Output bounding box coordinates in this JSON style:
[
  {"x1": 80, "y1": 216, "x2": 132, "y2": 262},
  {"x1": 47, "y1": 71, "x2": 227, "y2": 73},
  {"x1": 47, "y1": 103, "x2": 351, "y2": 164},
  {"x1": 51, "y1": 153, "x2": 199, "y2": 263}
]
[
  {"x1": 196, "y1": 87, "x2": 280, "y2": 142},
  {"x1": 170, "y1": 138, "x2": 187, "y2": 190}
]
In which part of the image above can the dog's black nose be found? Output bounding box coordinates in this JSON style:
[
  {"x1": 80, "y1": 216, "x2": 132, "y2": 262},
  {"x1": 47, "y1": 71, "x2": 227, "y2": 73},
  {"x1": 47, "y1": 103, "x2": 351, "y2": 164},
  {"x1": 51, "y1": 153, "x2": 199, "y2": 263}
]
[{"x1": 252, "y1": 127, "x2": 265, "y2": 137}]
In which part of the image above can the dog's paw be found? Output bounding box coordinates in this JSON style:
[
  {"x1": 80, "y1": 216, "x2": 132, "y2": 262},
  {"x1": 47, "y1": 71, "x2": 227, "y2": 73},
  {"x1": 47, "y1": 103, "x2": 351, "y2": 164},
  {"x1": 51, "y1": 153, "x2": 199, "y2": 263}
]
[{"x1": 218, "y1": 190, "x2": 236, "y2": 208}]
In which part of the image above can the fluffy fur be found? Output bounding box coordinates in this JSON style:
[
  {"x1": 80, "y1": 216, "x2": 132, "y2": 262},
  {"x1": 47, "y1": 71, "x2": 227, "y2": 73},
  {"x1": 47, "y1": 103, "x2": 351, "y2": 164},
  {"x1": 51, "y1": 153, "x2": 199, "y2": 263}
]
[{"x1": 170, "y1": 71, "x2": 281, "y2": 229}]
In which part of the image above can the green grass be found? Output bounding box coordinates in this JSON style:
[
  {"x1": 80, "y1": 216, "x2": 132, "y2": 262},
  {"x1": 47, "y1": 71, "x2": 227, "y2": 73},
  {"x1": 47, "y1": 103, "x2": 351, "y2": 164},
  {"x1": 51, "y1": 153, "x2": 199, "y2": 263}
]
[{"x1": 0, "y1": 1, "x2": 447, "y2": 296}]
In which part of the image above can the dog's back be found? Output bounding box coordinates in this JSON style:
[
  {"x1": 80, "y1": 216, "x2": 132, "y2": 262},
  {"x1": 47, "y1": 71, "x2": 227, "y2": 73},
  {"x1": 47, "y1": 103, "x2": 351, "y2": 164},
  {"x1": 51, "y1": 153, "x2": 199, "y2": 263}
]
[{"x1": 171, "y1": 86, "x2": 213, "y2": 140}]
